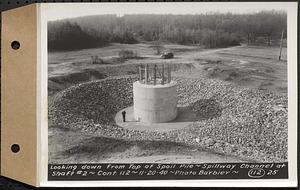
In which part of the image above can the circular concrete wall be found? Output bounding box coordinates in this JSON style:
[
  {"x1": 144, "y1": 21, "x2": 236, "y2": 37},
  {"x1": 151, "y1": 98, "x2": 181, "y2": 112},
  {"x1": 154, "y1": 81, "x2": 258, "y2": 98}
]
[{"x1": 133, "y1": 81, "x2": 178, "y2": 123}]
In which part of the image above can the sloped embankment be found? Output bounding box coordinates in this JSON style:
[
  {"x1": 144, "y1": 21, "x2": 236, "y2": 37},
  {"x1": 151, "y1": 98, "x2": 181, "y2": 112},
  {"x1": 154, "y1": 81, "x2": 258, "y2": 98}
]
[{"x1": 49, "y1": 76, "x2": 287, "y2": 162}]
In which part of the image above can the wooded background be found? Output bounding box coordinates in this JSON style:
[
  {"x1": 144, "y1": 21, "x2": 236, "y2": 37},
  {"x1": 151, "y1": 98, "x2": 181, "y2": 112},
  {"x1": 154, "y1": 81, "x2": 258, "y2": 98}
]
[{"x1": 48, "y1": 10, "x2": 287, "y2": 51}]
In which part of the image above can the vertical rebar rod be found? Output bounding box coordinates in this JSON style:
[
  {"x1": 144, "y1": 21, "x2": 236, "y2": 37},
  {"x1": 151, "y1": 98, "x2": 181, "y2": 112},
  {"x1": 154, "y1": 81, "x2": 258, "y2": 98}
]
[
  {"x1": 161, "y1": 64, "x2": 165, "y2": 85},
  {"x1": 167, "y1": 64, "x2": 171, "y2": 83},
  {"x1": 139, "y1": 65, "x2": 142, "y2": 82},
  {"x1": 279, "y1": 29, "x2": 284, "y2": 60},
  {"x1": 142, "y1": 66, "x2": 145, "y2": 83},
  {"x1": 145, "y1": 64, "x2": 149, "y2": 84},
  {"x1": 154, "y1": 64, "x2": 157, "y2": 85}
]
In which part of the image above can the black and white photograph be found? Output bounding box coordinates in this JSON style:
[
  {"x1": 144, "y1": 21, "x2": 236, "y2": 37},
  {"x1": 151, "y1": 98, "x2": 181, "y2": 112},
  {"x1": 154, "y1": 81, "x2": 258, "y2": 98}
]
[{"x1": 45, "y1": 2, "x2": 295, "y2": 182}]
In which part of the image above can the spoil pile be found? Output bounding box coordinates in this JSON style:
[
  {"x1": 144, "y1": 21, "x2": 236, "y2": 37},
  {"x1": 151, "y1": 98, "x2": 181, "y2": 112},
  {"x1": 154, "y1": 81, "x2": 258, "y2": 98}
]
[{"x1": 49, "y1": 76, "x2": 287, "y2": 162}]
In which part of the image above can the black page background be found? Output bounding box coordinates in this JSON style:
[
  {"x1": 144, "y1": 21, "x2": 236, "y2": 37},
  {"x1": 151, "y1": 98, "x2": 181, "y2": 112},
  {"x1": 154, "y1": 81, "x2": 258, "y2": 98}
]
[{"x1": 0, "y1": 0, "x2": 298, "y2": 189}]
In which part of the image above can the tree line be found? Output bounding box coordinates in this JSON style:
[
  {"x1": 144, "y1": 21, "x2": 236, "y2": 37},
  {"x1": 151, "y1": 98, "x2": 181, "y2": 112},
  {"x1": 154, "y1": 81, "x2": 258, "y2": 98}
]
[{"x1": 48, "y1": 10, "x2": 286, "y2": 51}]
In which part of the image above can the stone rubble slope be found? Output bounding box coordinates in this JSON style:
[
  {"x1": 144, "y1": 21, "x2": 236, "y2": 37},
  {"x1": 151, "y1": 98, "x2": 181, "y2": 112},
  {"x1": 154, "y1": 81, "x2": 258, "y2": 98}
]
[{"x1": 49, "y1": 76, "x2": 287, "y2": 162}]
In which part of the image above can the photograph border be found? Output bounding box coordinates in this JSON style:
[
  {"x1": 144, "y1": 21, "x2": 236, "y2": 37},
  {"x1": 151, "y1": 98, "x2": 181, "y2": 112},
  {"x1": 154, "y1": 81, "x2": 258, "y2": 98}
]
[{"x1": 38, "y1": 2, "x2": 297, "y2": 187}]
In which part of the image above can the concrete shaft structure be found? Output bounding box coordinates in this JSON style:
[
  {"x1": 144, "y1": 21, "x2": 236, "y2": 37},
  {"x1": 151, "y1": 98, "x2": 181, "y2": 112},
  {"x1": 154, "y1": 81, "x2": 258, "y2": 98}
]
[{"x1": 133, "y1": 81, "x2": 178, "y2": 123}]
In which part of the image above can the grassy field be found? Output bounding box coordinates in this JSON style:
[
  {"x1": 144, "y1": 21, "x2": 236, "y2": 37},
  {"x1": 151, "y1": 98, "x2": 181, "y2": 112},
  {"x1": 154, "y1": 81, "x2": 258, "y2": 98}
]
[{"x1": 48, "y1": 43, "x2": 287, "y2": 164}]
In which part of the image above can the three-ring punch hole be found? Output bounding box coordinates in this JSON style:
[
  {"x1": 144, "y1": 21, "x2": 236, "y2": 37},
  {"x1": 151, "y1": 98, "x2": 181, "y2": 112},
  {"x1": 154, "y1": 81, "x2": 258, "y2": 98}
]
[
  {"x1": 11, "y1": 144, "x2": 20, "y2": 153},
  {"x1": 11, "y1": 41, "x2": 20, "y2": 50},
  {"x1": 10, "y1": 41, "x2": 21, "y2": 152}
]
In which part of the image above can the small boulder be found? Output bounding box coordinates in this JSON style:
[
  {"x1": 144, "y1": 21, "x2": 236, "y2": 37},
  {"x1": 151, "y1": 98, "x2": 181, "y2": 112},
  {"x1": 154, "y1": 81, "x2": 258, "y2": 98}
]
[{"x1": 205, "y1": 138, "x2": 215, "y2": 146}]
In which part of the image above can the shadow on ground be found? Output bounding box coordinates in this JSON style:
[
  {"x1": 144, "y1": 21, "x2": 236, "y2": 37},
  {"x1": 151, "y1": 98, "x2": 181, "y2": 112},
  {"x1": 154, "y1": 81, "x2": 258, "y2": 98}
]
[
  {"x1": 175, "y1": 98, "x2": 222, "y2": 122},
  {"x1": 51, "y1": 135, "x2": 243, "y2": 163},
  {"x1": 53, "y1": 136, "x2": 199, "y2": 163},
  {"x1": 62, "y1": 136, "x2": 194, "y2": 158}
]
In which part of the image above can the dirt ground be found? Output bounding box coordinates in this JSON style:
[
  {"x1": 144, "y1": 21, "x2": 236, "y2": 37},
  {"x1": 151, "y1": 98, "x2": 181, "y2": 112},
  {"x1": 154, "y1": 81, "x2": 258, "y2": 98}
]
[
  {"x1": 49, "y1": 43, "x2": 287, "y2": 95},
  {"x1": 48, "y1": 43, "x2": 287, "y2": 164}
]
